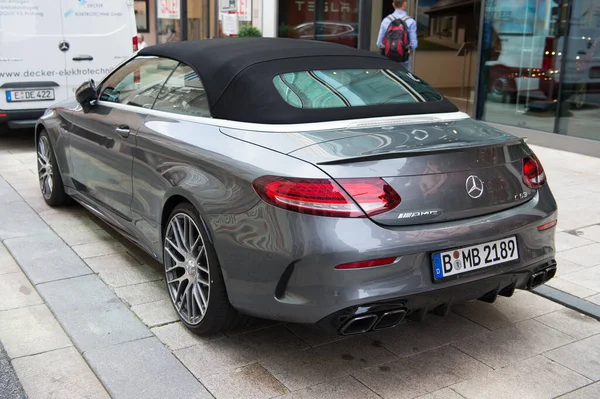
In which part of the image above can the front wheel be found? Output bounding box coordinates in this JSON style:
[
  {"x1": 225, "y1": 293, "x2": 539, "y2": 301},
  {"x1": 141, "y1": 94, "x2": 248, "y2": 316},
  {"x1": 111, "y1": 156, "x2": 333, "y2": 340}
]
[
  {"x1": 37, "y1": 130, "x2": 69, "y2": 206},
  {"x1": 163, "y1": 203, "x2": 248, "y2": 335}
]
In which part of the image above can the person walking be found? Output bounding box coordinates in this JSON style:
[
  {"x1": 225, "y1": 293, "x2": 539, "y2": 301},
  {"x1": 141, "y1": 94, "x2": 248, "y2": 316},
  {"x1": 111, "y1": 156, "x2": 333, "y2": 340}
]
[{"x1": 377, "y1": 0, "x2": 418, "y2": 72}]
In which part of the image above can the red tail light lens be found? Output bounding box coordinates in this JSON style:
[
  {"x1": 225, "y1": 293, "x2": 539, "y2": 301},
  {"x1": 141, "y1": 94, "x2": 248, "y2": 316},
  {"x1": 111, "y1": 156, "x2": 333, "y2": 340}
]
[
  {"x1": 132, "y1": 36, "x2": 139, "y2": 52},
  {"x1": 538, "y1": 220, "x2": 557, "y2": 231},
  {"x1": 252, "y1": 176, "x2": 401, "y2": 218},
  {"x1": 335, "y1": 257, "x2": 397, "y2": 270},
  {"x1": 522, "y1": 154, "x2": 546, "y2": 189}
]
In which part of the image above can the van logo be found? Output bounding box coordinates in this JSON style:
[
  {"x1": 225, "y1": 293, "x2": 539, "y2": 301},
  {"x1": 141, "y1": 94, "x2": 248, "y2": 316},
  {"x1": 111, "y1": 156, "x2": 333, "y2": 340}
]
[
  {"x1": 59, "y1": 41, "x2": 70, "y2": 52},
  {"x1": 466, "y1": 175, "x2": 484, "y2": 199}
]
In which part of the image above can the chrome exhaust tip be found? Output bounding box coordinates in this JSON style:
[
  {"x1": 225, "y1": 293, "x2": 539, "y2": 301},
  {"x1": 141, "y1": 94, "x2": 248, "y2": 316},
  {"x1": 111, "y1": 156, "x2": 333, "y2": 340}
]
[
  {"x1": 339, "y1": 314, "x2": 378, "y2": 335},
  {"x1": 373, "y1": 309, "x2": 406, "y2": 331},
  {"x1": 529, "y1": 270, "x2": 546, "y2": 289},
  {"x1": 544, "y1": 265, "x2": 557, "y2": 281}
]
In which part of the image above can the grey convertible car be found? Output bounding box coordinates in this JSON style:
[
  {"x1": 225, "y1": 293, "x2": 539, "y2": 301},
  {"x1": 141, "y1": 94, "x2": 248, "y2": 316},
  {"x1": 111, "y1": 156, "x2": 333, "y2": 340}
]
[{"x1": 35, "y1": 38, "x2": 558, "y2": 336}]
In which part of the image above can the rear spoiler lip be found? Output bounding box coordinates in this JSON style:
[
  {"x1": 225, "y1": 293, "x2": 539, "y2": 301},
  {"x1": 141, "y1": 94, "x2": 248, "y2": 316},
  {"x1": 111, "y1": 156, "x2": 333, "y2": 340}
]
[{"x1": 316, "y1": 137, "x2": 527, "y2": 166}]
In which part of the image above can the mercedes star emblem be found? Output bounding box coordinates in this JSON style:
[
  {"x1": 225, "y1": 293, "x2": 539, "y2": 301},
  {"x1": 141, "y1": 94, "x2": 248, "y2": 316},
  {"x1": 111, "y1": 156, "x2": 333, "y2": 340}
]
[
  {"x1": 59, "y1": 41, "x2": 70, "y2": 52},
  {"x1": 466, "y1": 175, "x2": 484, "y2": 199}
]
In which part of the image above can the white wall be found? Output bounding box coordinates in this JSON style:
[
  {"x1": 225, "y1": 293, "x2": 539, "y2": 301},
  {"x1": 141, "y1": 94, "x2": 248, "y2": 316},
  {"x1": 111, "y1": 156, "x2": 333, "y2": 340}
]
[{"x1": 262, "y1": 0, "x2": 277, "y2": 37}]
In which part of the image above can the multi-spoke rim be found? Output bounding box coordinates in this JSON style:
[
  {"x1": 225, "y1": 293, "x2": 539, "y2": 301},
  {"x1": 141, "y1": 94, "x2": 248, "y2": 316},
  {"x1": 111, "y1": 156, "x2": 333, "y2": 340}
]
[
  {"x1": 37, "y1": 136, "x2": 53, "y2": 200},
  {"x1": 164, "y1": 213, "x2": 210, "y2": 326}
]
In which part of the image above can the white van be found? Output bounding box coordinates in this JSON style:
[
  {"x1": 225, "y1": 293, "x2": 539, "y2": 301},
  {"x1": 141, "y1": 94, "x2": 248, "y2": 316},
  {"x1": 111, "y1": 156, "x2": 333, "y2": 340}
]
[{"x1": 0, "y1": 0, "x2": 137, "y2": 130}]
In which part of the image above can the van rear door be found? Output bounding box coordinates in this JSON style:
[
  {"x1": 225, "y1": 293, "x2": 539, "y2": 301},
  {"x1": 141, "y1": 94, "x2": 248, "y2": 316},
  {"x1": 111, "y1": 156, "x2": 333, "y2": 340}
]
[
  {"x1": 60, "y1": 0, "x2": 136, "y2": 97},
  {"x1": 0, "y1": 1, "x2": 69, "y2": 113}
]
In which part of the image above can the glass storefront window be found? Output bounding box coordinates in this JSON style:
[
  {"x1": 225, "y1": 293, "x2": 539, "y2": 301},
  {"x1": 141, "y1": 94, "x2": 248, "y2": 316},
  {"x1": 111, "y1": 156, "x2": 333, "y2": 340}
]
[
  {"x1": 556, "y1": 0, "x2": 600, "y2": 141},
  {"x1": 278, "y1": 0, "x2": 360, "y2": 48},
  {"x1": 477, "y1": 0, "x2": 566, "y2": 133}
]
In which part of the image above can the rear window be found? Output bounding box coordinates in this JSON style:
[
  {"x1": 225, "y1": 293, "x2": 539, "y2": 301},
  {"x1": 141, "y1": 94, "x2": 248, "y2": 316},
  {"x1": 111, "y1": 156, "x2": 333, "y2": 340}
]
[{"x1": 273, "y1": 69, "x2": 443, "y2": 109}]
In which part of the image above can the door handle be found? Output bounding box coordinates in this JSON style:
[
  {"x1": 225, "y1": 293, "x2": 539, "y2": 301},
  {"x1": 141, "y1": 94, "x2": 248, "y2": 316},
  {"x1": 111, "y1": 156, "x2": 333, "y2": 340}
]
[
  {"x1": 73, "y1": 55, "x2": 94, "y2": 61},
  {"x1": 115, "y1": 126, "x2": 130, "y2": 138}
]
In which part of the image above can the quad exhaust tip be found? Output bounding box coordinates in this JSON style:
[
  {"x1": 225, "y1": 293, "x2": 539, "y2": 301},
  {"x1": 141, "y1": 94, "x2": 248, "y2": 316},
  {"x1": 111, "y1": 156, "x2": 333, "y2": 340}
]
[
  {"x1": 528, "y1": 264, "x2": 557, "y2": 289},
  {"x1": 339, "y1": 309, "x2": 406, "y2": 335}
]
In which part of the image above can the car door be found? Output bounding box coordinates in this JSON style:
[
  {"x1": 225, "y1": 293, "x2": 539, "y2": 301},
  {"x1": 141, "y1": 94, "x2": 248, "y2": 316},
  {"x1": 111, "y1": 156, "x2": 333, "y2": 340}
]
[{"x1": 68, "y1": 56, "x2": 179, "y2": 221}]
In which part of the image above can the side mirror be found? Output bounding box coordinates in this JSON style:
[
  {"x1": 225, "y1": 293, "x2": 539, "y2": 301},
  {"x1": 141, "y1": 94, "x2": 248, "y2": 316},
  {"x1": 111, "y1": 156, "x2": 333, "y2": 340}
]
[{"x1": 76, "y1": 79, "x2": 98, "y2": 107}]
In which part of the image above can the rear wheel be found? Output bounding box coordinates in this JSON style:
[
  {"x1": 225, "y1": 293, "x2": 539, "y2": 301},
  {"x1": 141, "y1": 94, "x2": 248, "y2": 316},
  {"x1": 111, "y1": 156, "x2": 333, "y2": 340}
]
[
  {"x1": 37, "y1": 130, "x2": 69, "y2": 206},
  {"x1": 163, "y1": 203, "x2": 248, "y2": 335}
]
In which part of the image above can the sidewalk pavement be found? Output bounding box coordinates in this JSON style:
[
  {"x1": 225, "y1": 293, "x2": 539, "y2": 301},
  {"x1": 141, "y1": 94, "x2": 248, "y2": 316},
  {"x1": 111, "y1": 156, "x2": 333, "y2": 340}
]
[{"x1": 0, "y1": 132, "x2": 599, "y2": 399}]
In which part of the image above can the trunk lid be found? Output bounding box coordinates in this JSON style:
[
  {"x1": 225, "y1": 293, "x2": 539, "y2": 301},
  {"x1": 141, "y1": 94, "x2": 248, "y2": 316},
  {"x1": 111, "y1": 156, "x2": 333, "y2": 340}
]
[{"x1": 222, "y1": 117, "x2": 537, "y2": 226}]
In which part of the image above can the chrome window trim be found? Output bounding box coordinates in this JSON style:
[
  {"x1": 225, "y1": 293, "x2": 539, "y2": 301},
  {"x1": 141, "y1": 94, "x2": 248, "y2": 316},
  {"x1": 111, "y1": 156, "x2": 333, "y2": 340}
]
[{"x1": 96, "y1": 100, "x2": 471, "y2": 132}]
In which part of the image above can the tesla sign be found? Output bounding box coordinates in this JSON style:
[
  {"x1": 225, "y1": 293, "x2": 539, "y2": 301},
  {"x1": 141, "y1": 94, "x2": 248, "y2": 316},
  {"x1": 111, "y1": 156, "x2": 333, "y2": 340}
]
[{"x1": 158, "y1": 0, "x2": 180, "y2": 19}]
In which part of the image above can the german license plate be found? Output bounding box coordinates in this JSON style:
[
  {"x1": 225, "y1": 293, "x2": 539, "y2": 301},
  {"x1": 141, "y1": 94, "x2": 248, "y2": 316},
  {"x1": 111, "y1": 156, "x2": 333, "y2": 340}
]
[
  {"x1": 432, "y1": 236, "x2": 519, "y2": 280},
  {"x1": 6, "y1": 89, "x2": 55, "y2": 102}
]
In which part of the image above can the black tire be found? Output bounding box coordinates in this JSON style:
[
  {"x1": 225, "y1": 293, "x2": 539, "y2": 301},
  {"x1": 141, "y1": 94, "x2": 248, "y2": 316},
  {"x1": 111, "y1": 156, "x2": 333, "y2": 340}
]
[
  {"x1": 37, "y1": 130, "x2": 69, "y2": 206},
  {"x1": 163, "y1": 202, "x2": 249, "y2": 336}
]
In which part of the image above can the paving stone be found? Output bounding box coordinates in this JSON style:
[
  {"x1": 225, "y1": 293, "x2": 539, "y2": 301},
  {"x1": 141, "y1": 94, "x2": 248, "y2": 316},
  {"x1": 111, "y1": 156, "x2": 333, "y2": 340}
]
[
  {"x1": 284, "y1": 323, "x2": 346, "y2": 347},
  {"x1": 575, "y1": 225, "x2": 600, "y2": 243},
  {"x1": 276, "y1": 375, "x2": 380, "y2": 399},
  {"x1": 4, "y1": 232, "x2": 93, "y2": 284},
  {"x1": 354, "y1": 345, "x2": 490, "y2": 399},
  {"x1": 201, "y1": 363, "x2": 289, "y2": 399},
  {"x1": 588, "y1": 294, "x2": 600, "y2": 306},
  {"x1": 0, "y1": 243, "x2": 20, "y2": 275},
  {"x1": 151, "y1": 322, "x2": 223, "y2": 350},
  {"x1": 0, "y1": 305, "x2": 72, "y2": 358},
  {"x1": 261, "y1": 335, "x2": 396, "y2": 391},
  {"x1": 36, "y1": 274, "x2": 152, "y2": 352},
  {"x1": 559, "y1": 244, "x2": 600, "y2": 267},
  {"x1": 0, "y1": 217, "x2": 51, "y2": 240},
  {"x1": 545, "y1": 277, "x2": 598, "y2": 298},
  {"x1": 556, "y1": 256, "x2": 589, "y2": 277},
  {"x1": 535, "y1": 308, "x2": 600, "y2": 339},
  {"x1": 544, "y1": 335, "x2": 600, "y2": 381},
  {"x1": 452, "y1": 319, "x2": 574, "y2": 369},
  {"x1": 13, "y1": 347, "x2": 110, "y2": 399},
  {"x1": 0, "y1": 201, "x2": 38, "y2": 222},
  {"x1": 225, "y1": 318, "x2": 281, "y2": 337},
  {"x1": 556, "y1": 232, "x2": 595, "y2": 252},
  {"x1": 453, "y1": 290, "x2": 562, "y2": 330},
  {"x1": 0, "y1": 271, "x2": 43, "y2": 311},
  {"x1": 366, "y1": 312, "x2": 487, "y2": 358},
  {"x1": 84, "y1": 252, "x2": 162, "y2": 287},
  {"x1": 176, "y1": 325, "x2": 309, "y2": 379},
  {"x1": 49, "y1": 216, "x2": 104, "y2": 235},
  {"x1": 23, "y1": 195, "x2": 56, "y2": 214},
  {"x1": 56, "y1": 227, "x2": 113, "y2": 247},
  {"x1": 560, "y1": 265, "x2": 600, "y2": 292},
  {"x1": 115, "y1": 280, "x2": 168, "y2": 306},
  {"x1": 84, "y1": 337, "x2": 211, "y2": 399},
  {"x1": 450, "y1": 355, "x2": 591, "y2": 399},
  {"x1": 131, "y1": 299, "x2": 179, "y2": 327},
  {"x1": 0, "y1": 178, "x2": 21, "y2": 204},
  {"x1": 71, "y1": 239, "x2": 127, "y2": 259},
  {"x1": 558, "y1": 382, "x2": 600, "y2": 399},
  {"x1": 415, "y1": 388, "x2": 465, "y2": 399}
]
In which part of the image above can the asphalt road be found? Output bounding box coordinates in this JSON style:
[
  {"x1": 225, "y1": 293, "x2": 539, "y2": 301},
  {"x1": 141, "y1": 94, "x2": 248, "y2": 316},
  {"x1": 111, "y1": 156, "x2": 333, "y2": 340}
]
[{"x1": 0, "y1": 341, "x2": 27, "y2": 399}]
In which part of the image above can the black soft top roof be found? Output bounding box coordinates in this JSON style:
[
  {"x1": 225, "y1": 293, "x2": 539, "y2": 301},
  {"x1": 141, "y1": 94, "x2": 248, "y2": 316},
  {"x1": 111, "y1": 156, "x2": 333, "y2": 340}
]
[{"x1": 138, "y1": 38, "x2": 457, "y2": 124}]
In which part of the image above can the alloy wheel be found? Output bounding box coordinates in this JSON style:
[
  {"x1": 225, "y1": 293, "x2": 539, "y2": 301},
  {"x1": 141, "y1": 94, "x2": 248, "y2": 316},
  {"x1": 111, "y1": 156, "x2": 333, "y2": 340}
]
[
  {"x1": 164, "y1": 213, "x2": 210, "y2": 326},
  {"x1": 37, "y1": 136, "x2": 54, "y2": 200}
]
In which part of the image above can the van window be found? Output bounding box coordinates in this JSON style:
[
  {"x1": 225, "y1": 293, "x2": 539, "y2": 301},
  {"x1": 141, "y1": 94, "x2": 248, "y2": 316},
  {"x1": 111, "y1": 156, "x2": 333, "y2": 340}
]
[
  {"x1": 273, "y1": 69, "x2": 443, "y2": 109},
  {"x1": 152, "y1": 64, "x2": 210, "y2": 117},
  {"x1": 99, "y1": 57, "x2": 178, "y2": 107}
]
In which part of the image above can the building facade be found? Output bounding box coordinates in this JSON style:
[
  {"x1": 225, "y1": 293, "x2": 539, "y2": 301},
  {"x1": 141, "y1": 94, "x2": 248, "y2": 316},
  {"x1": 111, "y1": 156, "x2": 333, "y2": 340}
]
[{"x1": 145, "y1": 0, "x2": 600, "y2": 154}]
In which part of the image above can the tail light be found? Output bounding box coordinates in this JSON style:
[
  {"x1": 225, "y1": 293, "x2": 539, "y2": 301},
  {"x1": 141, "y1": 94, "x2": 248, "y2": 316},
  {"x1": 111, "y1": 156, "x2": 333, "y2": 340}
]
[
  {"x1": 522, "y1": 154, "x2": 546, "y2": 189},
  {"x1": 335, "y1": 257, "x2": 397, "y2": 270},
  {"x1": 132, "y1": 36, "x2": 139, "y2": 52},
  {"x1": 252, "y1": 176, "x2": 401, "y2": 218}
]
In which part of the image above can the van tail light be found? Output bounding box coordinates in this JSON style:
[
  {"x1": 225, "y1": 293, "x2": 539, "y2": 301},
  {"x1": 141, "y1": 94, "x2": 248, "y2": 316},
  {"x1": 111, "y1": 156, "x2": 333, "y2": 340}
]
[
  {"x1": 132, "y1": 36, "x2": 139, "y2": 52},
  {"x1": 252, "y1": 176, "x2": 401, "y2": 218},
  {"x1": 522, "y1": 154, "x2": 546, "y2": 189}
]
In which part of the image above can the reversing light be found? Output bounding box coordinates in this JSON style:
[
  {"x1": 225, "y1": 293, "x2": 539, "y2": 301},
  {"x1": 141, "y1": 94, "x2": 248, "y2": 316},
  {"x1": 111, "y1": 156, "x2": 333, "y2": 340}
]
[
  {"x1": 538, "y1": 220, "x2": 557, "y2": 231},
  {"x1": 335, "y1": 257, "x2": 397, "y2": 270}
]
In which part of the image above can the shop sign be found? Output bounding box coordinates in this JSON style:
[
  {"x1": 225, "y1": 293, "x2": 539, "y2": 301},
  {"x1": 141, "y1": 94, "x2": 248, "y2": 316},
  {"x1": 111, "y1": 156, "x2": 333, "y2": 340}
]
[
  {"x1": 158, "y1": 0, "x2": 180, "y2": 19},
  {"x1": 238, "y1": 0, "x2": 251, "y2": 22},
  {"x1": 293, "y1": 1, "x2": 356, "y2": 13}
]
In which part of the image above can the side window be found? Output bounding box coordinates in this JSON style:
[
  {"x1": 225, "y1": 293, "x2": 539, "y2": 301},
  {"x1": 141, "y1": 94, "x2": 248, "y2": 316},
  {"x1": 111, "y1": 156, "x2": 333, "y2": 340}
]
[
  {"x1": 152, "y1": 64, "x2": 210, "y2": 117},
  {"x1": 99, "y1": 57, "x2": 178, "y2": 107}
]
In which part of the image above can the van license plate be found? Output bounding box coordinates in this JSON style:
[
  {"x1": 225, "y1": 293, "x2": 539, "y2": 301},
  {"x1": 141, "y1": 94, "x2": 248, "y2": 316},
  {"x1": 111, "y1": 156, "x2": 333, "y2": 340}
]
[
  {"x1": 6, "y1": 89, "x2": 55, "y2": 102},
  {"x1": 432, "y1": 236, "x2": 519, "y2": 280}
]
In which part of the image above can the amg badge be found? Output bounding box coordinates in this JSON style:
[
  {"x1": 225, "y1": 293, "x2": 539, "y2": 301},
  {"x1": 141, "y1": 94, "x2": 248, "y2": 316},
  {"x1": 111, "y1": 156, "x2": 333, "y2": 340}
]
[{"x1": 397, "y1": 210, "x2": 441, "y2": 219}]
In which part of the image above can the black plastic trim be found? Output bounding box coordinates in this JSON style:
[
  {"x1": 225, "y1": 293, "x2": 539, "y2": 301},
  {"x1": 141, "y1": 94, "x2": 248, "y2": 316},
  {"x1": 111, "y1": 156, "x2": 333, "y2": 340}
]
[{"x1": 0, "y1": 81, "x2": 60, "y2": 88}]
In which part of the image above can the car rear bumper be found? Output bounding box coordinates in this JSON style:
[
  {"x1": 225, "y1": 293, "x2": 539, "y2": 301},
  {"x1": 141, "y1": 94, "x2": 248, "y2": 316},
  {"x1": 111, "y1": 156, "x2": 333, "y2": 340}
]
[
  {"x1": 0, "y1": 109, "x2": 45, "y2": 129},
  {"x1": 210, "y1": 185, "x2": 557, "y2": 328}
]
